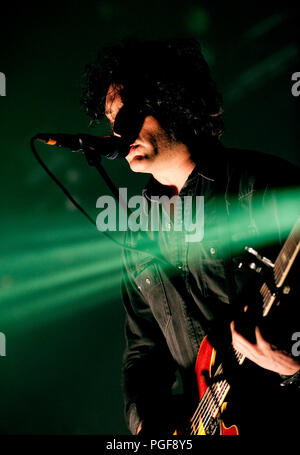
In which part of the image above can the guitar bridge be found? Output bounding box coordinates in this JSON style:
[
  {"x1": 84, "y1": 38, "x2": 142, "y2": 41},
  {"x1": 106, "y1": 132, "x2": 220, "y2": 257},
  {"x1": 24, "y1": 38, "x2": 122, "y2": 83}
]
[{"x1": 206, "y1": 417, "x2": 219, "y2": 435}]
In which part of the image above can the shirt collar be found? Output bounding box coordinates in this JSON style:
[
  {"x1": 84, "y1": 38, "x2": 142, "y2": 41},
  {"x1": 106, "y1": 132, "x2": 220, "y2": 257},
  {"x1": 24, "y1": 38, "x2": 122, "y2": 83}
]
[{"x1": 143, "y1": 138, "x2": 225, "y2": 201}]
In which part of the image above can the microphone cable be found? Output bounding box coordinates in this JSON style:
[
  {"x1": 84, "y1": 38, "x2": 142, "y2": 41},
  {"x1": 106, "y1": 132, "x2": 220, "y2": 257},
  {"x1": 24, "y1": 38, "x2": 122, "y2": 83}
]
[{"x1": 30, "y1": 136, "x2": 173, "y2": 267}]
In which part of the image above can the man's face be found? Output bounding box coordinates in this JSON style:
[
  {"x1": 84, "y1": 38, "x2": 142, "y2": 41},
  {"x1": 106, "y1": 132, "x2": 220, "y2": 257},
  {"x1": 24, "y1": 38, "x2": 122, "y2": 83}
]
[{"x1": 105, "y1": 84, "x2": 178, "y2": 174}]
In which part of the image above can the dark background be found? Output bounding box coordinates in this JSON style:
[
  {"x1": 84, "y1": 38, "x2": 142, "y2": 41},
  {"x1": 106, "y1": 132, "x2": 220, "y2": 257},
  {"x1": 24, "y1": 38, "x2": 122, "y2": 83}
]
[{"x1": 0, "y1": 1, "x2": 299, "y2": 434}]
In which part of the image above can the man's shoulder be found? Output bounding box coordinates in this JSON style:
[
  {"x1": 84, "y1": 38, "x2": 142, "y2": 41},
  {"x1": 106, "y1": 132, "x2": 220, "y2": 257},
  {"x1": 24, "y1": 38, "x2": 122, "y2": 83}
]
[{"x1": 222, "y1": 146, "x2": 299, "y2": 188}]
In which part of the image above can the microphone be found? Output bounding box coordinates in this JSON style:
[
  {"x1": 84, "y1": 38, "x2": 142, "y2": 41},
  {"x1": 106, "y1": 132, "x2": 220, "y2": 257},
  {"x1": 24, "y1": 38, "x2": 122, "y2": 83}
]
[{"x1": 33, "y1": 133, "x2": 129, "y2": 160}]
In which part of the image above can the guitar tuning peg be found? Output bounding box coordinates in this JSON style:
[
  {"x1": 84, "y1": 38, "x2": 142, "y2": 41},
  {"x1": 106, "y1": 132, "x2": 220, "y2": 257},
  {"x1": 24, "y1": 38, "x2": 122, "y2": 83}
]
[{"x1": 244, "y1": 246, "x2": 274, "y2": 268}]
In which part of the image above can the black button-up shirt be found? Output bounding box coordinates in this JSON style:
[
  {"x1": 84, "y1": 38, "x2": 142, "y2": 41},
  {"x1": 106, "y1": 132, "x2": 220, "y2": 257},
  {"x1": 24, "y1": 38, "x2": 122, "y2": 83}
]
[{"x1": 121, "y1": 142, "x2": 300, "y2": 434}]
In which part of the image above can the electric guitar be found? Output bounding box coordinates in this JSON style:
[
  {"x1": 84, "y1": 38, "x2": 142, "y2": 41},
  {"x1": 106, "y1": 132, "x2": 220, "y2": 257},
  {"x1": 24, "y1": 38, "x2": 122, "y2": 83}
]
[{"x1": 179, "y1": 216, "x2": 300, "y2": 435}]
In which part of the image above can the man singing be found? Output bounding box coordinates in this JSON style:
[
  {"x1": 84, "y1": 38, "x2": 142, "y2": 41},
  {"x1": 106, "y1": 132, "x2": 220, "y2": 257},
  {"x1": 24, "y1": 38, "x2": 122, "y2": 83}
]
[{"x1": 81, "y1": 38, "x2": 300, "y2": 435}]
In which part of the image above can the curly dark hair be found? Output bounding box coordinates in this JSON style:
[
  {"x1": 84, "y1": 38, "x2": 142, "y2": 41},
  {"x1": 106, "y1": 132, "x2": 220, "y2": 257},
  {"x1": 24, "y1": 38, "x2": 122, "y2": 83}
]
[{"x1": 80, "y1": 37, "x2": 224, "y2": 145}]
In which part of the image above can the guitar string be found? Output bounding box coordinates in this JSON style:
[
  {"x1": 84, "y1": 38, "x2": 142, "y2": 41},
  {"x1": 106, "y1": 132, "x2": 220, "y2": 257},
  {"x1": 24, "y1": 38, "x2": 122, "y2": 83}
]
[
  {"x1": 274, "y1": 232, "x2": 293, "y2": 279},
  {"x1": 274, "y1": 240, "x2": 298, "y2": 284},
  {"x1": 189, "y1": 349, "x2": 243, "y2": 434},
  {"x1": 188, "y1": 379, "x2": 223, "y2": 434},
  {"x1": 190, "y1": 384, "x2": 226, "y2": 434},
  {"x1": 189, "y1": 363, "x2": 230, "y2": 434},
  {"x1": 191, "y1": 356, "x2": 242, "y2": 434},
  {"x1": 188, "y1": 363, "x2": 225, "y2": 428},
  {"x1": 189, "y1": 386, "x2": 221, "y2": 433},
  {"x1": 189, "y1": 350, "x2": 244, "y2": 434},
  {"x1": 190, "y1": 381, "x2": 229, "y2": 434},
  {"x1": 190, "y1": 374, "x2": 229, "y2": 434},
  {"x1": 274, "y1": 235, "x2": 299, "y2": 282}
]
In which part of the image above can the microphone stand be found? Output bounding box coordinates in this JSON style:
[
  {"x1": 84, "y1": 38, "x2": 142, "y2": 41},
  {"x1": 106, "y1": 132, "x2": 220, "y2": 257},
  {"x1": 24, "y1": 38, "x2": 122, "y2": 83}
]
[{"x1": 84, "y1": 150, "x2": 131, "y2": 215}]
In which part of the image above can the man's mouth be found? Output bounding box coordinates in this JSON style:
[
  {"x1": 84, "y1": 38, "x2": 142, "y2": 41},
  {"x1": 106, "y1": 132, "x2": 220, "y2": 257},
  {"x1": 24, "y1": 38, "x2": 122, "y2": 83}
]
[{"x1": 127, "y1": 144, "x2": 143, "y2": 160}]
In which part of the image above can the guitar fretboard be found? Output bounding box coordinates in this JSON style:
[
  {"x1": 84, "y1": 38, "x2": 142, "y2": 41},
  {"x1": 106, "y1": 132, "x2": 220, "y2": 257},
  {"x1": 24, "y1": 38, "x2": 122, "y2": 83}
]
[
  {"x1": 263, "y1": 216, "x2": 299, "y2": 316},
  {"x1": 273, "y1": 217, "x2": 300, "y2": 289}
]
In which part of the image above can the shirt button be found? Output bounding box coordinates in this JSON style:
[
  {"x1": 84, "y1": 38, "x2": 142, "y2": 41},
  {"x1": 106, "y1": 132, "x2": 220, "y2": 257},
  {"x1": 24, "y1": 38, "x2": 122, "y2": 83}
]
[
  {"x1": 145, "y1": 278, "x2": 151, "y2": 285},
  {"x1": 210, "y1": 247, "x2": 216, "y2": 255},
  {"x1": 177, "y1": 264, "x2": 183, "y2": 270}
]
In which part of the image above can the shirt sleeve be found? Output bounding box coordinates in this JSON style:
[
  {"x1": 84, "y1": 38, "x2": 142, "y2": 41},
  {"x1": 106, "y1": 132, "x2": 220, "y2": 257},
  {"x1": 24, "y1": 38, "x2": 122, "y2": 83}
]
[
  {"x1": 280, "y1": 369, "x2": 300, "y2": 388},
  {"x1": 121, "y1": 248, "x2": 177, "y2": 434}
]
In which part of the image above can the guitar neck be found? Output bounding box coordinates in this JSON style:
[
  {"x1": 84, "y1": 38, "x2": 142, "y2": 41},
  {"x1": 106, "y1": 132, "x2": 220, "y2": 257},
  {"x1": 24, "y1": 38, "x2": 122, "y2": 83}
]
[
  {"x1": 235, "y1": 216, "x2": 300, "y2": 363},
  {"x1": 262, "y1": 216, "x2": 300, "y2": 317},
  {"x1": 274, "y1": 216, "x2": 300, "y2": 288}
]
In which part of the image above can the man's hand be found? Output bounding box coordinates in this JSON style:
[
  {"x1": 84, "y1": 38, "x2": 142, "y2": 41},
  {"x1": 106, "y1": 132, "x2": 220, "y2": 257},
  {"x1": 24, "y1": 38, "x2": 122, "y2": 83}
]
[{"x1": 230, "y1": 320, "x2": 300, "y2": 376}]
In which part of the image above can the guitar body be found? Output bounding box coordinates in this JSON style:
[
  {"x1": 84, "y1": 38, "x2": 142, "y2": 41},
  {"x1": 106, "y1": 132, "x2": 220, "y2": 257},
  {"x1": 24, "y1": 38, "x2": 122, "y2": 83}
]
[{"x1": 194, "y1": 336, "x2": 239, "y2": 435}]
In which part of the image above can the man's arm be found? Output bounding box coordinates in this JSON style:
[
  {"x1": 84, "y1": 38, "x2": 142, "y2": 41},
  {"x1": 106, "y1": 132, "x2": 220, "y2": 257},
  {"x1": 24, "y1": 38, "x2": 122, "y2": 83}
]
[
  {"x1": 121, "y1": 258, "x2": 177, "y2": 435},
  {"x1": 230, "y1": 321, "x2": 300, "y2": 376}
]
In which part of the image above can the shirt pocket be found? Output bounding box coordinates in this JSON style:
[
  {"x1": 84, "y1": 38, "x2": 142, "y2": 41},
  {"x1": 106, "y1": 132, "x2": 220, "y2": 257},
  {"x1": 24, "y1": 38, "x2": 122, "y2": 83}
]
[
  {"x1": 133, "y1": 257, "x2": 171, "y2": 330},
  {"x1": 197, "y1": 237, "x2": 254, "y2": 303},
  {"x1": 196, "y1": 239, "x2": 230, "y2": 303}
]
